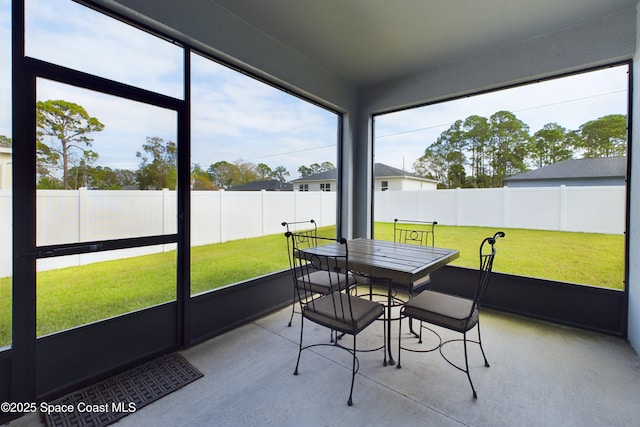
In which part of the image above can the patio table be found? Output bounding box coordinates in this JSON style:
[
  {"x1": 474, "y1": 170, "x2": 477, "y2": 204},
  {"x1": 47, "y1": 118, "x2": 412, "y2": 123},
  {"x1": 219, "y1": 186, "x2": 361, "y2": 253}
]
[{"x1": 298, "y1": 238, "x2": 459, "y2": 365}]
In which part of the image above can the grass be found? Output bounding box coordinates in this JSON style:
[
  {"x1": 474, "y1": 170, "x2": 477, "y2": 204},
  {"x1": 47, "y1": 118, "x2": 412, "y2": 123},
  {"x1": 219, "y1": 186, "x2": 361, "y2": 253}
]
[
  {"x1": 374, "y1": 224, "x2": 625, "y2": 289},
  {"x1": 0, "y1": 224, "x2": 624, "y2": 347}
]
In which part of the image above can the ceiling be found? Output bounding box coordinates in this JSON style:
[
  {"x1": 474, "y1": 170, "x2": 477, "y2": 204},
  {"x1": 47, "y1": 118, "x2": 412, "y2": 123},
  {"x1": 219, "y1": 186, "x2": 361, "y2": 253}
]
[{"x1": 213, "y1": 0, "x2": 638, "y2": 88}]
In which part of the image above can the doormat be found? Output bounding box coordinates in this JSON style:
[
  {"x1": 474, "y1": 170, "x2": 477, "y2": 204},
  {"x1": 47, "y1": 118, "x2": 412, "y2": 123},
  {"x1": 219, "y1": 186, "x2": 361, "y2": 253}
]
[{"x1": 43, "y1": 352, "x2": 203, "y2": 427}]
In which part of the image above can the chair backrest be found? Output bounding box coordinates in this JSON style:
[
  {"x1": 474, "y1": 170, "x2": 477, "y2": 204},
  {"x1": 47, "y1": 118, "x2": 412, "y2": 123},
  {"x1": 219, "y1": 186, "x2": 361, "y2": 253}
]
[
  {"x1": 472, "y1": 231, "x2": 505, "y2": 311},
  {"x1": 285, "y1": 233, "x2": 351, "y2": 309},
  {"x1": 282, "y1": 220, "x2": 317, "y2": 248},
  {"x1": 394, "y1": 218, "x2": 437, "y2": 247}
]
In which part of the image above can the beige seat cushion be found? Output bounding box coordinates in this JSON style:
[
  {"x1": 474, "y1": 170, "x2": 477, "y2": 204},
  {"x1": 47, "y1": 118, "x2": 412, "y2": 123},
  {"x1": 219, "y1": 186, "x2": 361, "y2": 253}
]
[
  {"x1": 303, "y1": 292, "x2": 384, "y2": 334},
  {"x1": 298, "y1": 270, "x2": 352, "y2": 294},
  {"x1": 403, "y1": 290, "x2": 479, "y2": 333}
]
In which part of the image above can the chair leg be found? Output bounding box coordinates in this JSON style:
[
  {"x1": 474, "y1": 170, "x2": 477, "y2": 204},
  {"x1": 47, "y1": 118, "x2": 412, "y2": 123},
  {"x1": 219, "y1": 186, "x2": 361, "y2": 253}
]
[
  {"x1": 408, "y1": 318, "x2": 418, "y2": 339},
  {"x1": 288, "y1": 302, "x2": 295, "y2": 327},
  {"x1": 477, "y1": 321, "x2": 490, "y2": 368},
  {"x1": 288, "y1": 287, "x2": 297, "y2": 327},
  {"x1": 463, "y1": 332, "x2": 478, "y2": 399},
  {"x1": 397, "y1": 314, "x2": 403, "y2": 369},
  {"x1": 293, "y1": 315, "x2": 305, "y2": 376},
  {"x1": 348, "y1": 335, "x2": 357, "y2": 406}
]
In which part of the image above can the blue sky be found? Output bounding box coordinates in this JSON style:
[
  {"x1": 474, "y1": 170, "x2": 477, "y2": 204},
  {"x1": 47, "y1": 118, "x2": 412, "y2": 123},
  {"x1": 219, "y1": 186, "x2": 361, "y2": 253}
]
[{"x1": 1, "y1": 0, "x2": 629, "y2": 179}]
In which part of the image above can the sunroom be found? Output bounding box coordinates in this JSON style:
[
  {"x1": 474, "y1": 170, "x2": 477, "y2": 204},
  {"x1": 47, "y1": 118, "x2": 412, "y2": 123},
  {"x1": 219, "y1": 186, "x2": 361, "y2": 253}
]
[{"x1": 2, "y1": 0, "x2": 640, "y2": 425}]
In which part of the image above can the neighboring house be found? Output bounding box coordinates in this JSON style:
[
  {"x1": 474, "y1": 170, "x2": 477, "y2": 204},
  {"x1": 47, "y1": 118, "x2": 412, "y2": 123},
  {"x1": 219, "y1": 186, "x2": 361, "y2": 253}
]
[
  {"x1": 290, "y1": 163, "x2": 439, "y2": 191},
  {"x1": 504, "y1": 156, "x2": 626, "y2": 188},
  {"x1": 227, "y1": 179, "x2": 293, "y2": 191},
  {"x1": 0, "y1": 143, "x2": 11, "y2": 191}
]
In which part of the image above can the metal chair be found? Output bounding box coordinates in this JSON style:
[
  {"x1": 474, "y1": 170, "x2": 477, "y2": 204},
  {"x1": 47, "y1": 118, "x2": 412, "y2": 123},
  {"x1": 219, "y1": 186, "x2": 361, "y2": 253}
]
[
  {"x1": 393, "y1": 218, "x2": 438, "y2": 339},
  {"x1": 282, "y1": 220, "x2": 319, "y2": 327},
  {"x1": 287, "y1": 233, "x2": 385, "y2": 406},
  {"x1": 394, "y1": 218, "x2": 437, "y2": 248},
  {"x1": 397, "y1": 231, "x2": 505, "y2": 399}
]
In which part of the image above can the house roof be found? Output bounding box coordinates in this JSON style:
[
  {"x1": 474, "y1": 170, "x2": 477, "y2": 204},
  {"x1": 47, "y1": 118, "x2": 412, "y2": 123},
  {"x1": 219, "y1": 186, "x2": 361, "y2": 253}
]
[
  {"x1": 291, "y1": 163, "x2": 438, "y2": 183},
  {"x1": 227, "y1": 180, "x2": 293, "y2": 191},
  {"x1": 504, "y1": 157, "x2": 627, "y2": 182}
]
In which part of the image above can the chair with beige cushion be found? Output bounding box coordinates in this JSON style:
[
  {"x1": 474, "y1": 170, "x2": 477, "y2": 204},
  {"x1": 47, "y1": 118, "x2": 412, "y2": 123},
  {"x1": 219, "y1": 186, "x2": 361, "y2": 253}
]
[
  {"x1": 287, "y1": 233, "x2": 385, "y2": 406},
  {"x1": 282, "y1": 220, "x2": 321, "y2": 327},
  {"x1": 397, "y1": 231, "x2": 505, "y2": 399},
  {"x1": 393, "y1": 218, "x2": 438, "y2": 339}
]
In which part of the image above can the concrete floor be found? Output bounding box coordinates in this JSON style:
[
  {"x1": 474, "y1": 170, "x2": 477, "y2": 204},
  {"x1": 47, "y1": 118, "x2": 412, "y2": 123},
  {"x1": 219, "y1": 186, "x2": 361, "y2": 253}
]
[{"x1": 8, "y1": 306, "x2": 640, "y2": 427}]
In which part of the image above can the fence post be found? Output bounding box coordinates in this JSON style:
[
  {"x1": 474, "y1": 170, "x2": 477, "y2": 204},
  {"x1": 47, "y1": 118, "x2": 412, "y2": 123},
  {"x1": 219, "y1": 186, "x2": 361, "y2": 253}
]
[
  {"x1": 455, "y1": 187, "x2": 461, "y2": 226},
  {"x1": 219, "y1": 189, "x2": 224, "y2": 243},
  {"x1": 261, "y1": 189, "x2": 266, "y2": 236},
  {"x1": 293, "y1": 189, "x2": 297, "y2": 224},
  {"x1": 502, "y1": 186, "x2": 509, "y2": 229},
  {"x1": 560, "y1": 185, "x2": 567, "y2": 231},
  {"x1": 78, "y1": 187, "x2": 88, "y2": 242},
  {"x1": 319, "y1": 190, "x2": 323, "y2": 226}
]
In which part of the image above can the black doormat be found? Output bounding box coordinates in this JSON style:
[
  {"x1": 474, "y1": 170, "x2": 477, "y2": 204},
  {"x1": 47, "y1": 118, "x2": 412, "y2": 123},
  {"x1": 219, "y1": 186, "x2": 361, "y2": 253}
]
[{"x1": 43, "y1": 353, "x2": 203, "y2": 427}]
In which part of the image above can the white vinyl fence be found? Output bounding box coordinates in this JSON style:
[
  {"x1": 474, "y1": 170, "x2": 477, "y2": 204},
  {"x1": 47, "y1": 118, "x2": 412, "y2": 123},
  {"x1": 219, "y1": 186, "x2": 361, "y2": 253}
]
[
  {"x1": 374, "y1": 185, "x2": 625, "y2": 234},
  {"x1": 0, "y1": 185, "x2": 625, "y2": 277}
]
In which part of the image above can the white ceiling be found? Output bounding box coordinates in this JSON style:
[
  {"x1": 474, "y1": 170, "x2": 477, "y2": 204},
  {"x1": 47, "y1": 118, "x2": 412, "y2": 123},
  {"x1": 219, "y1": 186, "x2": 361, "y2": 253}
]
[{"x1": 213, "y1": 0, "x2": 638, "y2": 88}]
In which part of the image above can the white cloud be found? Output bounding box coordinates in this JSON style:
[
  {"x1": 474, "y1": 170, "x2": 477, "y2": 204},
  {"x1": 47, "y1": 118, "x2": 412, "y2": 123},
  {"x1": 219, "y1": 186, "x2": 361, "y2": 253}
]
[
  {"x1": 26, "y1": 0, "x2": 183, "y2": 98},
  {"x1": 190, "y1": 54, "x2": 337, "y2": 177}
]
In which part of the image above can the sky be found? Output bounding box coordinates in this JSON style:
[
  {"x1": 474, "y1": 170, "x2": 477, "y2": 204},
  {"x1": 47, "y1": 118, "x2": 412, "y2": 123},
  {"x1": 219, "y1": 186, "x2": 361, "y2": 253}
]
[
  {"x1": 374, "y1": 66, "x2": 628, "y2": 172},
  {"x1": 0, "y1": 0, "x2": 629, "y2": 180}
]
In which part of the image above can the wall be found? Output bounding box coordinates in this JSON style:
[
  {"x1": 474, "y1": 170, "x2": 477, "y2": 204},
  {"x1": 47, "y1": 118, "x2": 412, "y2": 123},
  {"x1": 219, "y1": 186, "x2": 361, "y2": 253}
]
[{"x1": 628, "y1": 4, "x2": 640, "y2": 353}]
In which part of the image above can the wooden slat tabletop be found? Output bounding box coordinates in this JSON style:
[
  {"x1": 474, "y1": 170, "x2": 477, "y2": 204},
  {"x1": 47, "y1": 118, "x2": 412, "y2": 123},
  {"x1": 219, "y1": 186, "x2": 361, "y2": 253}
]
[{"x1": 301, "y1": 238, "x2": 459, "y2": 286}]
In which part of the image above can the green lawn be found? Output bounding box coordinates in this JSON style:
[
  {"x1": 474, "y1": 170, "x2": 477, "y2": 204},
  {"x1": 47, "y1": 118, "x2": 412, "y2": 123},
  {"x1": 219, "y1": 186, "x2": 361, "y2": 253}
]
[
  {"x1": 0, "y1": 224, "x2": 624, "y2": 347},
  {"x1": 374, "y1": 224, "x2": 625, "y2": 289}
]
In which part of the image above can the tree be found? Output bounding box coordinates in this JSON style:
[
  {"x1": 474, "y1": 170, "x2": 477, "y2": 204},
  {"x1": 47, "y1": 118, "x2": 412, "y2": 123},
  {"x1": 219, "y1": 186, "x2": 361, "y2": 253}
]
[
  {"x1": 191, "y1": 163, "x2": 216, "y2": 190},
  {"x1": 462, "y1": 115, "x2": 491, "y2": 182},
  {"x1": 256, "y1": 163, "x2": 289, "y2": 182},
  {"x1": 488, "y1": 111, "x2": 529, "y2": 186},
  {"x1": 136, "y1": 137, "x2": 177, "y2": 190},
  {"x1": 36, "y1": 100, "x2": 104, "y2": 189},
  {"x1": 529, "y1": 123, "x2": 573, "y2": 169},
  {"x1": 256, "y1": 163, "x2": 273, "y2": 180},
  {"x1": 233, "y1": 159, "x2": 259, "y2": 184},
  {"x1": 298, "y1": 161, "x2": 335, "y2": 177},
  {"x1": 575, "y1": 114, "x2": 627, "y2": 158},
  {"x1": 413, "y1": 143, "x2": 448, "y2": 185},
  {"x1": 272, "y1": 166, "x2": 290, "y2": 182},
  {"x1": 415, "y1": 120, "x2": 468, "y2": 188},
  {"x1": 68, "y1": 165, "x2": 137, "y2": 189},
  {"x1": 207, "y1": 161, "x2": 238, "y2": 189},
  {"x1": 0, "y1": 135, "x2": 11, "y2": 146}
]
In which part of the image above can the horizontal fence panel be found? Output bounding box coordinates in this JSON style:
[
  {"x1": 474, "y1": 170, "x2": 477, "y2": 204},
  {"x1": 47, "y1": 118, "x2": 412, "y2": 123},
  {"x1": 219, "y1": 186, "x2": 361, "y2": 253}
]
[
  {"x1": 1, "y1": 185, "x2": 624, "y2": 277},
  {"x1": 374, "y1": 185, "x2": 625, "y2": 235},
  {"x1": 456, "y1": 188, "x2": 503, "y2": 227},
  {"x1": 191, "y1": 190, "x2": 222, "y2": 246},
  {"x1": 563, "y1": 186, "x2": 625, "y2": 234},
  {"x1": 37, "y1": 190, "x2": 81, "y2": 246},
  {"x1": 219, "y1": 191, "x2": 264, "y2": 242},
  {"x1": 506, "y1": 187, "x2": 561, "y2": 231},
  {"x1": 263, "y1": 192, "x2": 296, "y2": 236}
]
